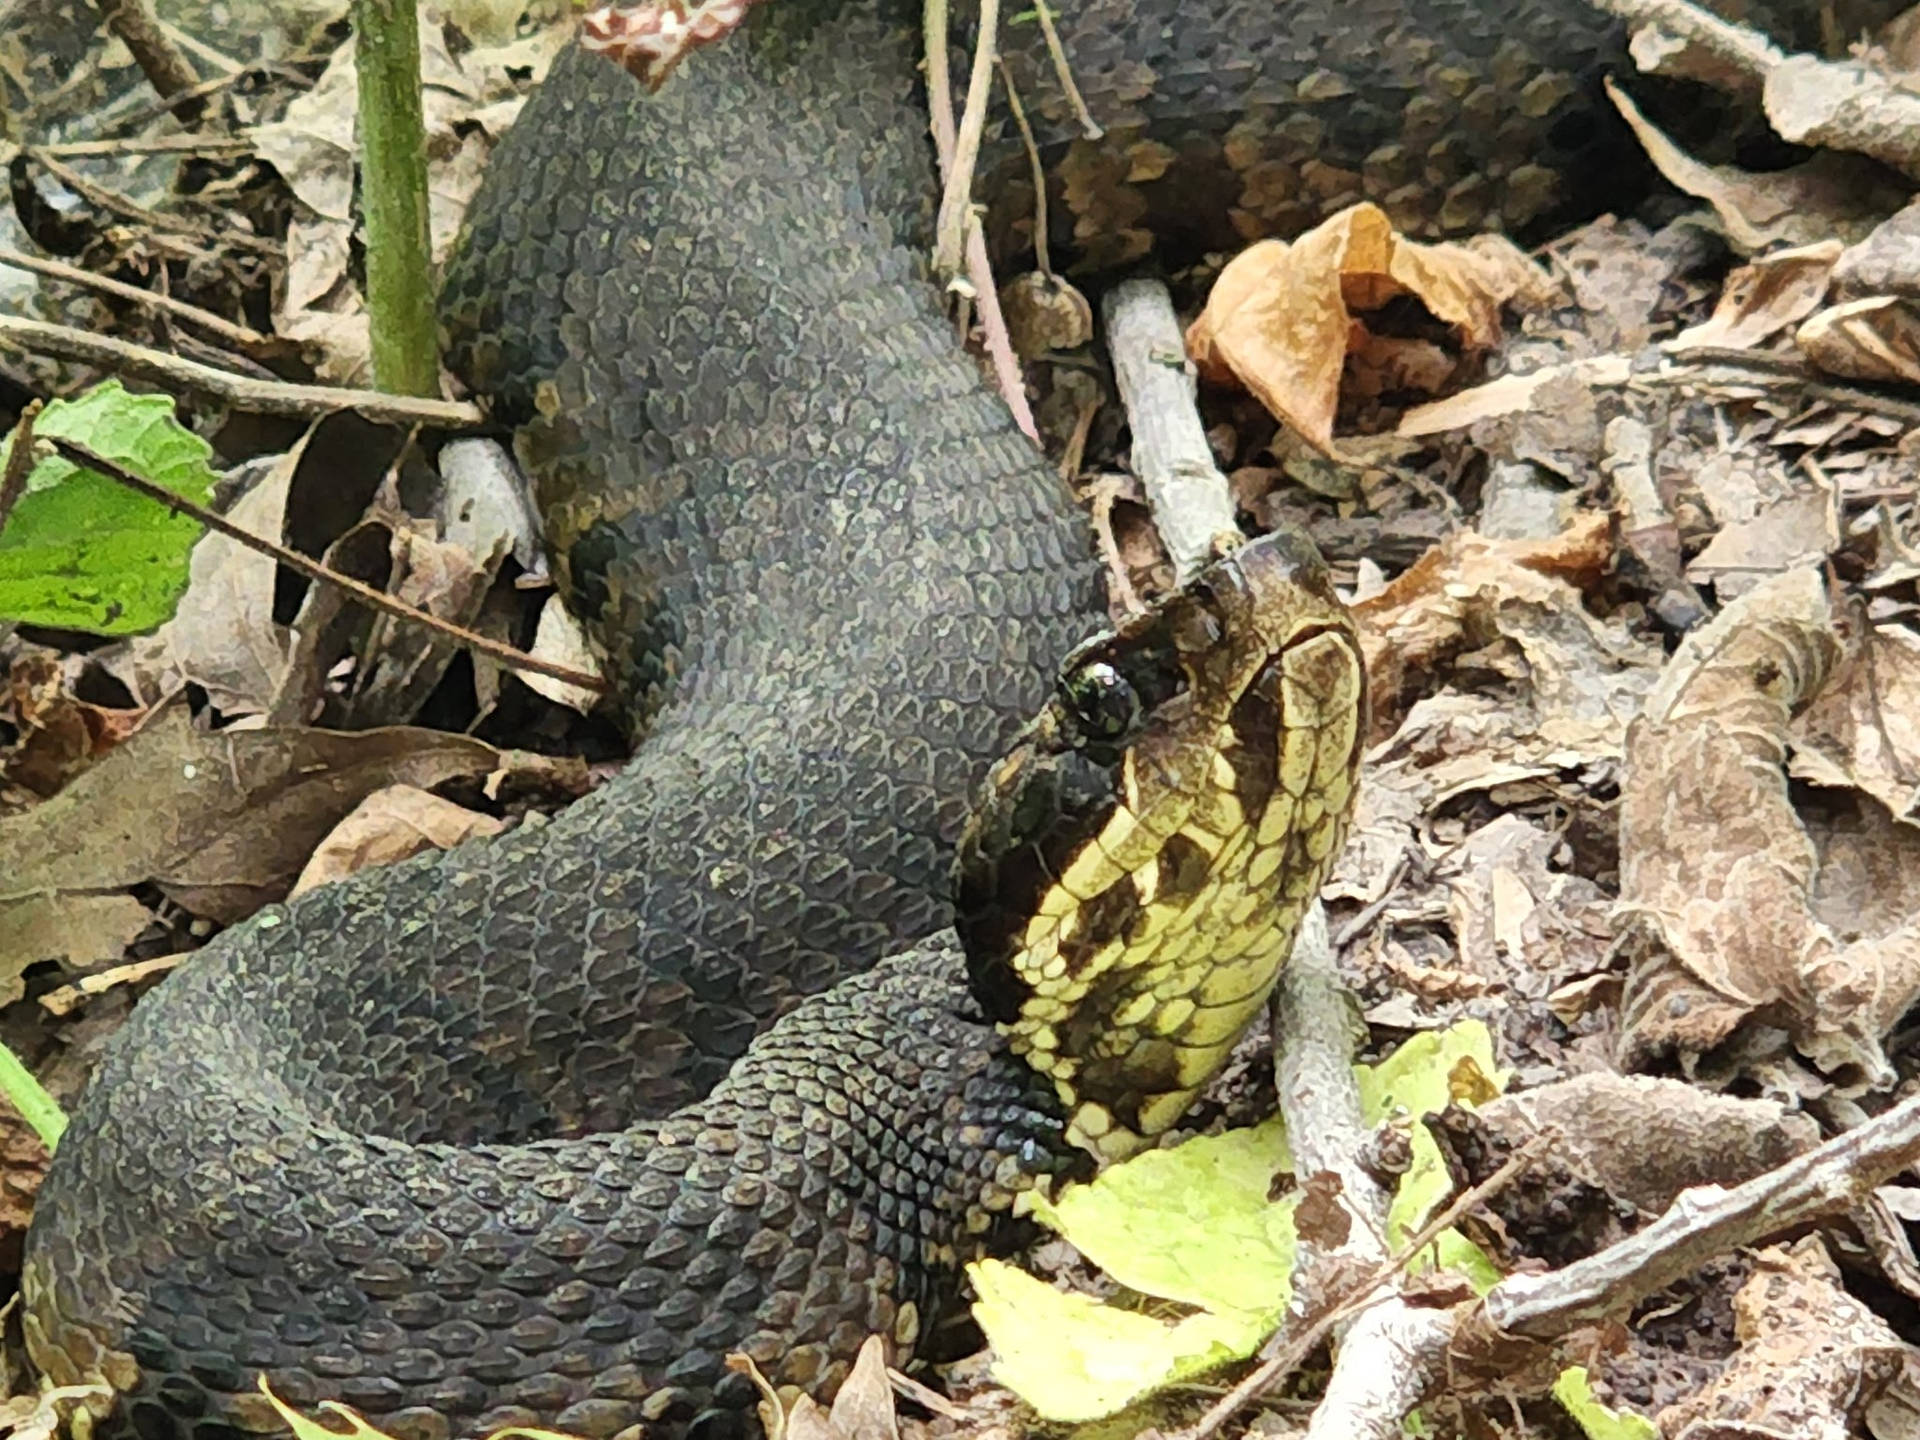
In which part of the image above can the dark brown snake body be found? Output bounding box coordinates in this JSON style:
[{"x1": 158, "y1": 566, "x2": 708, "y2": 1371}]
[{"x1": 19, "y1": 1, "x2": 1886, "y2": 1438}]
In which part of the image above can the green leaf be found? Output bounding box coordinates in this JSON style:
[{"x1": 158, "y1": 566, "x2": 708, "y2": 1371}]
[
  {"x1": 1029, "y1": 1117, "x2": 1297, "y2": 1318},
  {"x1": 971, "y1": 1019, "x2": 1510, "y2": 1422},
  {"x1": 969, "y1": 1260, "x2": 1255, "y2": 1422},
  {"x1": 1357, "y1": 1020, "x2": 1507, "y2": 1291},
  {"x1": 0, "y1": 381, "x2": 217, "y2": 634},
  {"x1": 1553, "y1": 1367, "x2": 1659, "y2": 1440}
]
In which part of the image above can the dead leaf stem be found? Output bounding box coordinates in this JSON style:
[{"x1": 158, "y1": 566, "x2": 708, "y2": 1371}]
[
  {"x1": 0, "y1": 314, "x2": 480, "y2": 426},
  {"x1": 1028, "y1": 0, "x2": 1102, "y2": 140},
  {"x1": 932, "y1": 0, "x2": 998, "y2": 285},
  {"x1": 995, "y1": 58, "x2": 1051, "y2": 276},
  {"x1": 0, "y1": 247, "x2": 273, "y2": 359},
  {"x1": 39, "y1": 435, "x2": 606, "y2": 696},
  {"x1": 0, "y1": 400, "x2": 40, "y2": 531}
]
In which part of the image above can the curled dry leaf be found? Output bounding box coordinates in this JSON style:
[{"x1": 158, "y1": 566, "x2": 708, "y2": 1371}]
[
  {"x1": 1655, "y1": 1239, "x2": 1905, "y2": 1440},
  {"x1": 1605, "y1": 78, "x2": 1905, "y2": 251},
  {"x1": 288, "y1": 784, "x2": 506, "y2": 898},
  {"x1": 1669, "y1": 240, "x2": 1842, "y2": 352},
  {"x1": 1798, "y1": 295, "x2": 1920, "y2": 386},
  {"x1": 1617, "y1": 567, "x2": 1920, "y2": 1087},
  {"x1": 1185, "y1": 202, "x2": 1549, "y2": 453}
]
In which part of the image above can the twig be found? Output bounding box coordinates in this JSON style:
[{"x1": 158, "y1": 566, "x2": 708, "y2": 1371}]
[
  {"x1": 932, "y1": 0, "x2": 999, "y2": 285},
  {"x1": 996, "y1": 58, "x2": 1052, "y2": 276},
  {"x1": 1481, "y1": 1088, "x2": 1920, "y2": 1340},
  {"x1": 36, "y1": 136, "x2": 254, "y2": 159},
  {"x1": 41, "y1": 436, "x2": 607, "y2": 696},
  {"x1": 94, "y1": 0, "x2": 205, "y2": 121},
  {"x1": 24, "y1": 148, "x2": 278, "y2": 256},
  {"x1": 1176, "y1": 1137, "x2": 1553, "y2": 1440},
  {"x1": 0, "y1": 314, "x2": 482, "y2": 426},
  {"x1": 922, "y1": 0, "x2": 1038, "y2": 443},
  {"x1": 1028, "y1": 0, "x2": 1101, "y2": 139},
  {"x1": 0, "y1": 247, "x2": 272, "y2": 357},
  {"x1": 1102, "y1": 278, "x2": 1237, "y2": 584},
  {"x1": 0, "y1": 400, "x2": 40, "y2": 530}
]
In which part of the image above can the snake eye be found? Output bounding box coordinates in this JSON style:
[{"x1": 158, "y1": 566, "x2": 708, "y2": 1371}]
[{"x1": 1058, "y1": 660, "x2": 1139, "y2": 741}]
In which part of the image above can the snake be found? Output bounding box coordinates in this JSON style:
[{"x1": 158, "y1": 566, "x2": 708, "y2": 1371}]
[{"x1": 16, "y1": 0, "x2": 1876, "y2": 1434}]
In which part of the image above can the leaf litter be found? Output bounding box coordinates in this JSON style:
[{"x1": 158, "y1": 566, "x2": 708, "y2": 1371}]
[{"x1": 16, "y1": 0, "x2": 1920, "y2": 1437}]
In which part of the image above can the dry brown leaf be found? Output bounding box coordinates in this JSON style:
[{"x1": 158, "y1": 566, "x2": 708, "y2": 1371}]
[
  {"x1": 1799, "y1": 295, "x2": 1920, "y2": 385},
  {"x1": 1, "y1": 650, "x2": 143, "y2": 798},
  {"x1": 729, "y1": 1335, "x2": 898, "y2": 1440},
  {"x1": 1395, "y1": 356, "x2": 1634, "y2": 438},
  {"x1": 1685, "y1": 490, "x2": 1836, "y2": 598},
  {"x1": 290, "y1": 784, "x2": 505, "y2": 897},
  {"x1": 127, "y1": 449, "x2": 300, "y2": 717},
  {"x1": 1670, "y1": 240, "x2": 1842, "y2": 352},
  {"x1": 1186, "y1": 202, "x2": 1547, "y2": 453},
  {"x1": 1656, "y1": 1239, "x2": 1906, "y2": 1440},
  {"x1": 1606, "y1": 77, "x2": 1904, "y2": 252},
  {"x1": 1617, "y1": 567, "x2": 1920, "y2": 1086},
  {"x1": 521, "y1": 594, "x2": 606, "y2": 715},
  {"x1": 0, "y1": 705, "x2": 505, "y2": 966},
  {"x1": 1793, "y1": 623, "x2": 1920, "y2": 823}
]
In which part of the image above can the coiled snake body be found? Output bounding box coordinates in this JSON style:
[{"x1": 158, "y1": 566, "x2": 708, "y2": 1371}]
[{"x1": 17, "y1": 0, "x2": 1860, "y2": 1435}]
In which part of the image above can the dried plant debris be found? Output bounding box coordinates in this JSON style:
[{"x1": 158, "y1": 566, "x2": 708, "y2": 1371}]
[
  {"x1": 1617, "y1": 568, "x2": 1920, "y2": 1089},
  {"x1": 1187, "y1": 203, "x2": 1553, "y2": 455},
  {"x1": 1656, "y1": 1239, "x2": 1907, "y2": 1440},
  {"x1": 0, "y1": 704, "x2": 518, "y2": 970}
]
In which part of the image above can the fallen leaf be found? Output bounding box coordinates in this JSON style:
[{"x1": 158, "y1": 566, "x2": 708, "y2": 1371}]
[
  {"x1": 0, "y1": 705, "x2": 505, "y2": 965},
  {"x1": 1186, "y1": 203, "x2": 1549, "y2": 453},
  {"x1": 1656, "y1": 1240, "x2": 1905, "y2": 1440},
  {"x1": 1606, "y1": 78, "x2": 1904, "y2": 251},
  {"x1": 1617, "y1": 567, "x2": 1920, "y2": 1086},
  {"x1": 1670, "y1": 240, "x2": 1842, "y2": 352},
  {"x1": 289, "y1": 784, "x2": 504, "y2": 896},
  {"x1": 1799, "y1": 296, "x2": 1920, "y2": 386}
]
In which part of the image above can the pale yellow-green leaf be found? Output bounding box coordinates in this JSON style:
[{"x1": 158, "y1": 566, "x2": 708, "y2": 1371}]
[
  {"x1": 1356, "y1": 1019, "x2": 1506, "y2": 1289},
  {"x1": 974, "y1": 1019, "x2": 1512, "y2": 1421},
  {"x1": 1553, "y1": 1367, "x2": 1659, "y2": 1440},
  {"x1": 969, "y1": 1260, "x2": 1255, "y2": 1422},
  {"x1": 1029, "y1": 1116, "x2": 1297, "y2": 1316}
]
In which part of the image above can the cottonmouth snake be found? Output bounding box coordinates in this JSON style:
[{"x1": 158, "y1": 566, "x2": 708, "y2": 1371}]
[{"x1": 16, "y1": 0, "x2": 1881, "y2": 1435}]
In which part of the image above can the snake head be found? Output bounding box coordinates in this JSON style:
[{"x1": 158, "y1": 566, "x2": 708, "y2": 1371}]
[{"x1": 953, "y1": 528, "x2": 1366, "y2": 1163}]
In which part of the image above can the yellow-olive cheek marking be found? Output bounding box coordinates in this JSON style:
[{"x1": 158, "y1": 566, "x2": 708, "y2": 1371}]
[{"x1": 1005, "y1": 587, "x2": 1366, "y2": 1167}]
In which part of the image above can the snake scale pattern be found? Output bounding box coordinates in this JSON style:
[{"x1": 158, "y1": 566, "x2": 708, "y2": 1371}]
[{"x1": 18, "y1": 0, "x2": 1885, "y2": 1436}]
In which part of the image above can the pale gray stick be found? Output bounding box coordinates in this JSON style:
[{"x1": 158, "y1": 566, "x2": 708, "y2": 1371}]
[{"x1": 1102, "y1": 277, "x2": 1237, "y2": 584}]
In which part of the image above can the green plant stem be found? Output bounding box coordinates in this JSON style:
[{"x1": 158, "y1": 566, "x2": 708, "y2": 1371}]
[
  {"x1": 0, "y1": 1042, "x2": 66, "y2": 1150},
  {"x1": 353, "y1": 0, "x2": 439, "y2": 398}
]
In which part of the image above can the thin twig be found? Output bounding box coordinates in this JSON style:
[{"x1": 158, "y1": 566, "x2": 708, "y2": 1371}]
[
  {"x1": 1176, "y1": 1135, "x2": 1554, "y2": 1440},
  {"x1": 1028, "y1": 0, "x2": 1102, "y2": 139},
  {"x1": 24, "y1": 148, "x2": 277, "y2": 256},
  {"x1": 36, "y1": 136, "x2": 254, "y2": 159},
  {"x1": 922, "y1": 0, "x2": 1037, "y2": 442},
  {"x1": 0, "y1": 314, "x2": 482, "y2": 426},
  {"x1": 94, "y1": 0, "x2": 204, "y2": 119},
  {"x1": 41, "y1": 436, "x2": 606, "y2": 695},
  {"x1": 932, "y1": 0, "x2": 999, "y2": 284},
  {"x1": 0, "y1": 247, "x2": 272, "y2": 357},
  {"x1": 0, "y1": 400, "x2": 41, "y2": 530},
  {"x1": 996, "y1": 57, "x2": 1051, "y2": 276}
]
